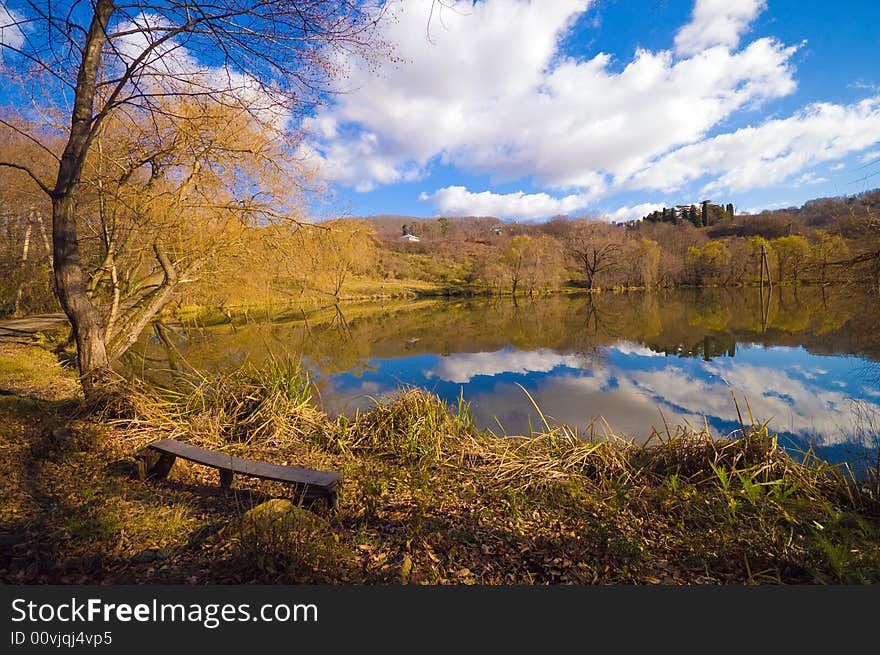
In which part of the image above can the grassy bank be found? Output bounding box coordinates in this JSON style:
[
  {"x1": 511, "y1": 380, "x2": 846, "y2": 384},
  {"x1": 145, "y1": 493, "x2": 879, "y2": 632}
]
[{"x1": 1, "y1": 341, "x2": 878, "y2": 584}]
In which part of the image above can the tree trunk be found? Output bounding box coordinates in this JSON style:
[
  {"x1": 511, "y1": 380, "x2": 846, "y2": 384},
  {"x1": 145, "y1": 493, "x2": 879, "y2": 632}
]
[
  {"x1": 53, "y1": 194, "x2": 111, "y2": 385},
  {"x1": 50, "y1": 0, "x2": 115, "y2": 393},
  {"x1": 13, "y1": 218, "x2": 32, "y2": 316}
]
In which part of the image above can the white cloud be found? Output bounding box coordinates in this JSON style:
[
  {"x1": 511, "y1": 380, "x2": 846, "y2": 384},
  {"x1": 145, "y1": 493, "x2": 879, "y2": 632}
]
[
  {"x1": 109, "y1": 13, "x2": 291, "y2": 128},
  {"x1": 0, "y1": 3, "x2": 24, "y2": 49},
  {"x1": 830, "y1": 162, "x2": 846, "y2": 171},
  {"x1": 303, "y1": 0, "x2": 798, "y2": 196},
  {"x1": 741, "y1": 200, "x2": 792, "y2": 214},
  {"x1": 605, "y1": 203, "x2": 665, "y2": 223},
  {"x1": 471, "y1": 374, "x2": 693, "y2": 441},
  {"x1": 629, "y1": 97, "x2": 880, "y2": 194},
  {"x1": 420, "y1": 186, "x2": 598, "y2": 219},
  {"x1": 318, "y1": 342, "x2": 876, "y2": 449},
  {"x1": 447, "y1": 343, "x2": 878, "y2": 446},
  {"x1": 628, "y1": 361, "x2": 880, "y2": 447},
  {"x1": 795, "y1": 171, "x2": 828, "y2": 187},
  {"x1": 427, "y1": 348, "x2": 586, "y2": 384},
  {"x1": 860, "y1": 150, "x2": 880, "y2": 163},
  {"x1": 608, "y1": 341, "x2": 665, "y2": 357},
  {"x1": 674, "y1": 0, "x2": 766, "y2": 56}
]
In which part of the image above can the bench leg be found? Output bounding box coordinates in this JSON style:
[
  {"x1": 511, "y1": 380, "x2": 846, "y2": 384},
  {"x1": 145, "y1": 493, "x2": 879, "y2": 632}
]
[
  {"x1": 219, "y1": 468, "x2": 234, "y2": 490},
  {"x1": 134, "y1": 456, "x2": 148, "y2": 481},
  {"x1": 292, "y1": 486, "x2": 338, "y2": 513},
  {"x1": 149, "y1": 453, "x2": 176, "y2": 480}
]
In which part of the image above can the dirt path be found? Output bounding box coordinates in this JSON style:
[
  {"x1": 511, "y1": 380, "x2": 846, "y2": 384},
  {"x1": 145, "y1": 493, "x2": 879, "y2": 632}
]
[{"x1": 0, "y1": 313, "x2": 68, "y2": 340}]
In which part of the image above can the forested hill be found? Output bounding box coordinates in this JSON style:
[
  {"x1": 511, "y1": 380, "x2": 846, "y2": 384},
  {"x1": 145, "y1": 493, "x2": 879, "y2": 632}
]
[{"x1": 354, "y1": 188, "x2": 880, "y2": 242}]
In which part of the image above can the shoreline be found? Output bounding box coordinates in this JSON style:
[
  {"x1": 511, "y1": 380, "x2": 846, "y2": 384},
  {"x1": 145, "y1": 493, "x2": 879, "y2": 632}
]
[{"x1": 1, "y1": 340, "x2": 878, "y2": 584}]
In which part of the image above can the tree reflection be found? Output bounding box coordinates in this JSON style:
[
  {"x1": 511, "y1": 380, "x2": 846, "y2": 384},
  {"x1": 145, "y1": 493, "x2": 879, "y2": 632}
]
[{"x1": 128, "y1": 286, "x2": 880, "y2": 380}]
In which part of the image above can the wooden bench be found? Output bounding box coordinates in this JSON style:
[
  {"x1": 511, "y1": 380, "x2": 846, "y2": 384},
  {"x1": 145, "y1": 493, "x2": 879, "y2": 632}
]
[{"x1": 136, "y1": 438, "x2": 341, "y2": 509}]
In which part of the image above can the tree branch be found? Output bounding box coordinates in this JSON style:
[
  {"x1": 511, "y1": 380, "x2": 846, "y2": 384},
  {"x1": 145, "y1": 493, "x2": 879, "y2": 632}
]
[{"x1": 0, "y1": 162, "x2": 52, "y2": 196}]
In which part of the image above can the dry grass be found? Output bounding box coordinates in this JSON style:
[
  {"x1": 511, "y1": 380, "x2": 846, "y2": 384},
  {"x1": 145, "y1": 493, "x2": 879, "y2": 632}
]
[{"x1": 2, "y1": 344, "x2": 879, "y2": 585}]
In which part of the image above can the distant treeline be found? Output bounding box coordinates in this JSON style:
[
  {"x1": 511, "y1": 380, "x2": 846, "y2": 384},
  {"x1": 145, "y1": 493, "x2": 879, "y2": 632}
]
[
  {"x1": 642, "y1": 200, "x2": 735, "y2": 228},
  {"x1": 2, "y1": 187, "x2": 879, "y2": 318},
  {"x1": 359, "y1": 188, "x2": 880, "y2": 294}
]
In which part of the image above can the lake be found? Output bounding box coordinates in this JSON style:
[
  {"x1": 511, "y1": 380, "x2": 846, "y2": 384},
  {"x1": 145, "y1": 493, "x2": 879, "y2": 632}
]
[{"x1": 131, "y1": 287, "x2": 880, "y2": 473}]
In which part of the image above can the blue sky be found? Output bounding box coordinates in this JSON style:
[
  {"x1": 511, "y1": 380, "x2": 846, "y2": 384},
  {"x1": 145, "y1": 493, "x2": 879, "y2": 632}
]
[
  {"x1": 301, "y1": 0, "x2": 880, "y2": 221},
  {"x1": 2, "y1": 0, "x2": 878, "y2": 222}
]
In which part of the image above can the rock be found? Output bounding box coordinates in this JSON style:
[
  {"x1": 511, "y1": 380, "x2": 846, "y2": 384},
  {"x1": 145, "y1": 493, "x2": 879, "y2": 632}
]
[
  {"x1": 132, "y1": 548, "x2": 169, "y2": 564},
  {"x1": 50, "y1": 427, "x2": 74, "y2": 445},
  {"x1": 223, "y1": 499, "x2": 324, "y2": 540}
]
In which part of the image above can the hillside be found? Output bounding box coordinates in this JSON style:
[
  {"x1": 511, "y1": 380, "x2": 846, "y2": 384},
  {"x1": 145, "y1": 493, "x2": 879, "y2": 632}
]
[{"x1": 354, "y1": 188, "x2": 880, "y2": 241}]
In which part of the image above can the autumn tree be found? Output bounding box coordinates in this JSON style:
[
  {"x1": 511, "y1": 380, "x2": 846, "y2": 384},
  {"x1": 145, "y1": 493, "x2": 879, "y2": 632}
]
[
  {"x1": 772, "y1": 235, "x2": 811, "y2": 283},
  {"x1": 620, "y1": 237, "x2": 660, "y2": 288},
  {"x1": 0, "y1": 121, "x2": 56, "y2": 315},
  {"x1": 824, "y1": 203, "x2": 879, "y2": 289},
  {"x1": 78, "y1": 96, "x2": 307, "y2": 361},
  {"x1": 502, "y1": 234, "x2": 531, "y2": 296},
  {"x1": 472, "y1": 253, "x2": 507, "y2": 296},
  {"x1": 686, "y1": 241, "x2": 732, "y2": 286},
  {"x1": 520, "y1": 235, "x2": 565, "y2": 295},
  {"x1": 299, "y1": 219, "x2": 377, "y2": 298},
  {"x1": 636, "y1": 220, "x2": 706, "y2": 286},
  {"x1": 0, "y1": 0, "x2": 389, "y2": 395},
  {"x1": 566, "y1": 221, "x2": 622, "y2": 290},
  {"x1": 810, "y1": 230, "x2": 849, "y2": 284}
]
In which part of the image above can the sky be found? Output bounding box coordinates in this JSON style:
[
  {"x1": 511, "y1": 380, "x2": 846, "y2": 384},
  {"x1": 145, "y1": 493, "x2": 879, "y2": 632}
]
[
  {"x1": 300, "y1": 0, "x2": 880, "y2": 222},
  {"x1": 2, "y1": 0, "x2": 879, "y2": 223}
]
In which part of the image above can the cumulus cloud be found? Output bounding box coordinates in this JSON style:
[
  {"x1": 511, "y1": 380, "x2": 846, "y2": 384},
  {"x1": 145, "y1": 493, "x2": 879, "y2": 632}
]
[
  {"x1": 607, "y1": 341, "x2": 665, "y2": 357},
  {"x1": 442, "y1": 344, "x2": 880, "y2": 446},
  {"x1": 629, "y1": 97, "x2": 880, "y2": 194},
  {"x1": 471, "y1": 374, "x2": 694, "y2": 440},
  {"x1": 0, "y1": 2, "x2": 24, "y2": 49},
  {"x1": 605, "y1": 203, "x2": 665, "y2": 223},
  {"x1": 794, "y1": 172, "x2": 827, "y2": 187},
  {"x1": 427, "y1": 348, "x2": 586, "y2": 384},
  {"x1": 420, "y1": 186, "x2": 598, "y2": 220},
  {"x1": 628, "y1": 361, "x2": 880, "y2": 447},
  {"x1": 674, "y1": 0, "x2": 766, "y2": 56},
  {"x1": 109, "y1": 13, "x2": 291, "y2": 128},
  {"x1": 302, "y1": 0, "x2": 799, "y2": 198}
]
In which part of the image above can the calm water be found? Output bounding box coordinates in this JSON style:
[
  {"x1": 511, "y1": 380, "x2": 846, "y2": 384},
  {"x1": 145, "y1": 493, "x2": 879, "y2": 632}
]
[{"x1": 132, "y1": 287, "x2": 880, "y2": 471}]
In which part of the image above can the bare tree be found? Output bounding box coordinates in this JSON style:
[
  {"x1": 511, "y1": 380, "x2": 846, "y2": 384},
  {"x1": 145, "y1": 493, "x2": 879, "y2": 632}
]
[
  {"x1": 827, "y1": 205, "x2": 880, "y2": 291},
  {"x1": 566, "y1": 221, "x2": 622, "y2": 290},
  {"x1": 0, "y1": 1, "x2": 390, "y2": 395}
]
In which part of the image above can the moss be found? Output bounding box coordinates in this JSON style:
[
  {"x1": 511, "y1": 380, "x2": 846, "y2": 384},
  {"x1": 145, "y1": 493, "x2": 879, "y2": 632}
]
[{"x1": 0, "y1": 342, "x2": 80, "y2": 401}]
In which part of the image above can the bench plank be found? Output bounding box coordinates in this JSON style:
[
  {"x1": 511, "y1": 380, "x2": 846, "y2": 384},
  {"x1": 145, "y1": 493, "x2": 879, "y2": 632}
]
[{"x1": 141, "y1": 439, "x2": 341, "y2": 506}]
